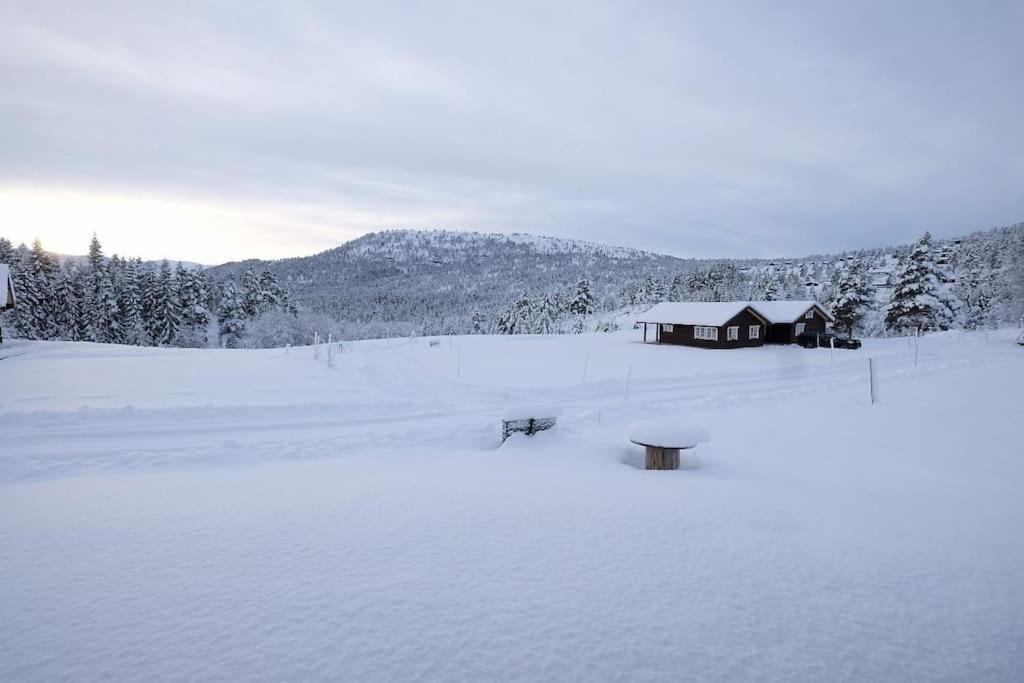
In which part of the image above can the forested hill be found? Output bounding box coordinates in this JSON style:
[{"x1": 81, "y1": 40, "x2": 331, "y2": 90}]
[
  {"x1": 203, "y1": 225, "x2": 1023, "y2": 337},
  {"x1": 204, "y1": 230, "x2": 710, "y2": 334}
]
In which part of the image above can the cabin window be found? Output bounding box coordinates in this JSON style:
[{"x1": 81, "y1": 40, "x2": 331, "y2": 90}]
[
  {"x1": 727, "y1": 326, "x2": 739, "y2": 341},
  {"x1": 795, "y1": 322, "x2": 806, "y2": 335},
  {"x1": 749, "y1": 325, "x2": 760, "y2": 339},
  {"x1": 694, "y1": 326, "x2": 718, "y2": 341},
  {"x1": 805, "y1": 310, "x2": 814, "y2": 319},
  {"x1": 661, "y1": 324, "x2": 674, "y2": 333}
]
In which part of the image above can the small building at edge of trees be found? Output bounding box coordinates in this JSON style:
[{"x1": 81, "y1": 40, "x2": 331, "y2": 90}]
[
  {"x1": 637, "y1": 300, "x2": 833, "y2": 349},
  {"x1": 0, "y1": 263, "x2": 16, "y2": 344}
]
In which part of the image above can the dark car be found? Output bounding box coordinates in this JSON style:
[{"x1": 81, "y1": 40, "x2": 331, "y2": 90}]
[{"x1": 797, "y1": 331, "x2": 861, "y2": 349}]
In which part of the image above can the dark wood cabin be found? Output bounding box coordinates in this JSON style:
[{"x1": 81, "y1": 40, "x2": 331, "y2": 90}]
[
  {"x1": 637, "y1": 302, "x2": 770, "y2": 349},
  {"x1": 637, "y1": 300, "x2": 833, "y2": 349},
  {"x1": 0, "y1": 263, "x2": 15, "y2": 344},
  {"x1": 754, "y1": 302, "x2": 833, "y2": 344}
]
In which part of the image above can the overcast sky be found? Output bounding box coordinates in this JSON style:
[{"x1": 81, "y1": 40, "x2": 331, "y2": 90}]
[{"x1": 1, "y1": 1, "x2": 1021, "y2": 263}]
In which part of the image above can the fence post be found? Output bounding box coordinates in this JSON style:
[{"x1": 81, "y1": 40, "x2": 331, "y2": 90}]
[
  {"x1": 868, "y1": 357, "x2": 877, "y2": 405},
  {"x1": 582, "y1": 351, "x2": 590, "y2": 384},
  {"x1": 623, "y1": 363, "x2": 634, "y2": 402},
  {"x1": 913, "y1": 328, "x2": 919, "y2": 367},
  {"x1": 314, "y1": 332, "x2": 320, "y2": 359},
  {"x1": 327, "y1": 333, "x2": 334, "y2": 367},
  {"x1": 829, "y1": 336, "x2": 834, "y2": 365}
]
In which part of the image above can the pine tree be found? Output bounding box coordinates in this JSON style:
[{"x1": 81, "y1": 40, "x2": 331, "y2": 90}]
[
  {"x1": 241, "y1": 267, "x2": 261, "y2": 318},
  {"x1": 257, "y1": 270, "x2": 282, "y2": 314},
  {"x1": 471, "y1": 311, "x2": 488, "y2": 334},
  {"x1": 52, "y1": 259, "x2": 83, "y2": 341},
  {"x1": 885, "y1": 232, "x2": 955, "y2": 332},
  {"x1": 497, "y1": 296, "x2": 533, "y2": 334},
  {"x1": 152, "y1": 260, "x2": 181, "y2": 345},
  {"x1": 831, "y1": 258, "x2": 874, "y2": 334},
  {"x1": 531, "y1": 293, "x2": 559, "y2": 334},
  {"x1": 13, "y1": 240, "x2": 59, "y2": 339},
  {"x1": 119, "y1": 259, "x2": 148, "y2": 345},
  {"x1": 217, "y1": 281, "x2": 246, "y2": 348},
  {"x1": 140, "y1": 265, "x2": 161, "y2": 344},
  {"x1": 569, "y1": 278, "x2": 596, "y2": 316},
  {"x1": 83, "y1": 235, "x2": 120, "y2": 343},
  {"x1": 0, "y1": 237, "x2": 12, "y2": 265},
  {"x1": 761, "y1": 276, "x2": 780, "y2": 301},
  {"x1": 954, "y1": 266, "x2": 995, "y2": 329},
  {"x1": 176, "y1": 265, "x2": 211, "y2": 347}
]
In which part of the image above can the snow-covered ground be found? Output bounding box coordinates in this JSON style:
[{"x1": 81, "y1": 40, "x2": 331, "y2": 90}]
[{"x1": 2, "y1": 328, "x2": 1022, "y2": 680}]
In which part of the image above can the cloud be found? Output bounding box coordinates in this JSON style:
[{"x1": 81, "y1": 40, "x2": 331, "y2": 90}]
[{"x1": 0, "y1": 1, "x2": 1021, "y2": 262}]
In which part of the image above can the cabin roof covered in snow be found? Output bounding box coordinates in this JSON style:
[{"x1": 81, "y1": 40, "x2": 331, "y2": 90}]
[
  {"x1": 636, "y1": 302, "x2": 767, "y2": 326},
  {"x1": 751, "y1": 300, "x2": 834, "y2": 323},
  {"x1": 637, "y1": 300, "x2": 832, "y2": 326}
]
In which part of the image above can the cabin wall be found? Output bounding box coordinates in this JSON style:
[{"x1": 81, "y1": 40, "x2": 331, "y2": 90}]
[
  {"x1": 656, "y1": 309, "x2": 766, "y2": 349},
  {"x1": 764, "y1": 307, "x2": 829, "y2": 344}
]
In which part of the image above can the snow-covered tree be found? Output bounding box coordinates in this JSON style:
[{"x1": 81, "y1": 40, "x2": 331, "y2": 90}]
[
  {"x1": 885, "y1": 232, "x2": 955, "y2": 332},
  {"x1": 83, "y1": 235, "x2": 120, "y2": 343},
  {"x1": 14, "y1": 240, "x2": 62, "y2": 339},
  {"x1": 470, "y1": 311, "x2": 488, "y2": 334},
  {"x1": 569, "y1": 278, "x2": 596, "y2": 316},
  {"x1": 0, "y1": 237, "x2": 13, "y2": 265},
  {"x1": 217, "y1": 281, "x2": 246, "y2": 348},
  {"x1": 241, "y1": 267, "x2": 261, "y2": 318},
  {"x1": 954, "y1": 265, "x2": 996, "y2": 329},
  {"x1": 152, "y1": 260, "x2": 181, "y2": 345},
  {"x1": 531, "y1": 293, "x2": 559, "y2": 334},
  {"x1": 118, "y1": 258, "x2": 148, "y2": 345},
  {"x1": 497, "y1": 296, "x2": 533, "y2": 335},
  {"x1": 52, "y1": 259, "x2": 83, "y2": 341},
  {"x1": 831, "y1": 258, "x2": 875, "y2": 334},
  {"x1": 176, "y1": 264, "x2": 211, "y2": 347}
]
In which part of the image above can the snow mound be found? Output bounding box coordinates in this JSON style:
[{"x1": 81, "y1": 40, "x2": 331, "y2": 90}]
[{"x1": 628, "y1": 419, "x2": 710, "y2": 448}]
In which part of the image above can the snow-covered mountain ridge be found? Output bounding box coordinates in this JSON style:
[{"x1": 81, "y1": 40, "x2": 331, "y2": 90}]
[{"x1": 202, "y1": 224, "x2": 1021, "y2": 337}]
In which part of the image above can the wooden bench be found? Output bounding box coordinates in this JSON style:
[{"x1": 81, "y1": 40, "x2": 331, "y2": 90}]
[
  {"x1": 628, "y1": 420, "x2": 710, "y2": 470},
  {"x1": 501, "y1": 405, "x2": 562, "y2": 442}
]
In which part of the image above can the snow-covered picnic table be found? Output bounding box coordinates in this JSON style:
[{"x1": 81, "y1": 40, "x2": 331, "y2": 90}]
[{"x1": 629, "y1": 420, "x2": 710, "y2": 470}]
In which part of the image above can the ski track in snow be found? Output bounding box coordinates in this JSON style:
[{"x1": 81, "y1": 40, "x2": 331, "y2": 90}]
[
  {"x1": 1, "y1": 330, "x2": 1023, "y2": 681},
  {"x1": 0, "y1": 330, "x2": 1018, "y2": 482}
]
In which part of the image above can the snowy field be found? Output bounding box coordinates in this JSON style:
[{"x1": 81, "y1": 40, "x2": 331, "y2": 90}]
[{"x1": 2, "y1": 328, "x2": 1023, "y2": 681}]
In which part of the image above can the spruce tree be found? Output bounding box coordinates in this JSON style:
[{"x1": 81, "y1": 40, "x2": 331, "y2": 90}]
[
  {"x1": 885, "y1": 232, "x2": 955, "y2": 332},
  {"x1": 140, "y1": 265, "x2": 161, "y2": 344},
  {"x1": 84, "y1": 235, "x2": 120, "y2": 343},
  {"x1": 831, "y1": 258, "x2": 875, "y2": 334},
  {"x1": 241, "y1": 266, "x2": 261, "y2": 318},
  {"x1": 569, "y1": 278, "x2": 596, "y2": 316},
  {"x1": 152, "y1": 260, "x2": 181, "y2": 345},
  {"x1": 531, "y1": 293, "x2": 559, "y2": 334},
  {"x1": 13, "y1": 240, "x2": 59, "y2": 339},
  {"x1": 177, "y1": 265, "x2": 211, "y2": 347},
  {"x1": 954, "y1": 266, "x2": 995, "y2": 329},
  {"x1": 52, "y1": 259, "x2": 83, "y2": 341},
  {"x1": 217, "y1": 281, "x2": 246, "y2": 348},
  {"x1": 119, "y1": 259, "x2": 148, "y2": 345},
  {"x1": 0, "y1": 236, "x2": 12, "y2": 264}
]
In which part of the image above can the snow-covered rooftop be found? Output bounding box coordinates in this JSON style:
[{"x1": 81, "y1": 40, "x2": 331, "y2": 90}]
[
  {"x1": 637, "y1": 302, "x2": 763, "y2": 326},
  {"x1": 637, "y1": 300, "x2": 832, "y2": 326},
  {"x1": 751, "y1": 300, "x2": 834, "y2": 323}
]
